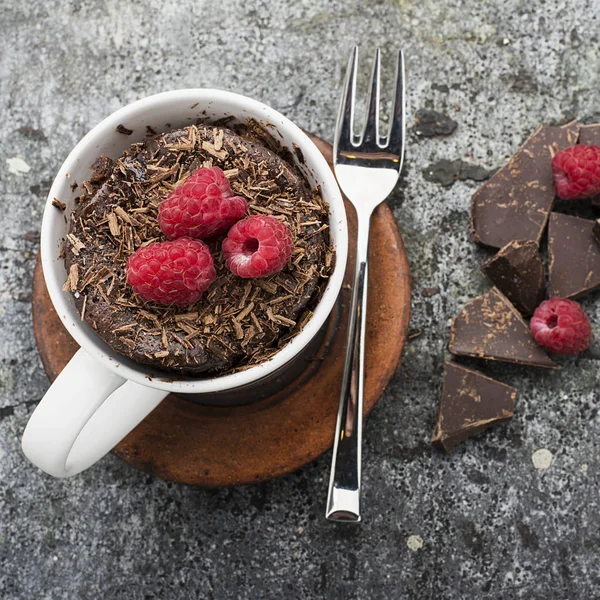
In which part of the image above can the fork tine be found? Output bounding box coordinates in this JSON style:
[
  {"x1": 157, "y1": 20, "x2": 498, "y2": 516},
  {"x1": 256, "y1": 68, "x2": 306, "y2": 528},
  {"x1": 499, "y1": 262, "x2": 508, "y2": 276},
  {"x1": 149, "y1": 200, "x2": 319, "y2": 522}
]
[
  {"x1": 335, "y1": 46, "x2": 359, "y2": 152},
  {"x1": 387, "y1": 49, "x2": 406, "y2": 161},
  {"x1": 360, "y1": 48, "x2": 381, "y2": 147}
]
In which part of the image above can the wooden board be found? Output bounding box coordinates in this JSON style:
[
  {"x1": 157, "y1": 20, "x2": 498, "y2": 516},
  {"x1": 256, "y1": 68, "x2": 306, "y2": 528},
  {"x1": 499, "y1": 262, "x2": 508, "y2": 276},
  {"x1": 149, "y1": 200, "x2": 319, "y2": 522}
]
[{"x1": 31, "y1": 134, "x2": 411, "y2": 487}]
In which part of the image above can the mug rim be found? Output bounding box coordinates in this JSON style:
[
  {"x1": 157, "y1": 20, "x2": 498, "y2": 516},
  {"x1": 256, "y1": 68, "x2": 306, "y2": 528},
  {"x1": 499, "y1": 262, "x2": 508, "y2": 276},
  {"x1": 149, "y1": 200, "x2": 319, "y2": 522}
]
[{"x1": 40, "y1": 88, "x2": 348, "y2": 393}]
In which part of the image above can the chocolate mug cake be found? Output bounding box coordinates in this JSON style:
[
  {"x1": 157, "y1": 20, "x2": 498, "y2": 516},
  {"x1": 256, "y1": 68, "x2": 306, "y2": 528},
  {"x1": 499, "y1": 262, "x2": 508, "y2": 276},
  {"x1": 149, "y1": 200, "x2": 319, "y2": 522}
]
[{"x1": 63, "y1": 122, "x2": 334, "y2": 375}]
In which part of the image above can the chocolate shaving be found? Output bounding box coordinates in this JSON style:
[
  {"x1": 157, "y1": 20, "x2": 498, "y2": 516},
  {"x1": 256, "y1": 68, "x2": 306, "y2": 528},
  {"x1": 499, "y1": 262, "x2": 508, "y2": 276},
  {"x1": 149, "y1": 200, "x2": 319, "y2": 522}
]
[
  {"x1": 66, "y1": 234, "x2": 85, "y2": 255},
  {"x1": 267, "y1": 306, "x2": 296, "y2": 327},
  {"x1": 201, "y1": 140, "x2": 228, "y2": 160},
  {"x1": 52, "y1": 198, "x2": 66, "y2": 211},
  {"x1": 251, "y1": 312, "x2": 263, "y2": 333},
  {"x1": 116, "y1": 124, "x2": 133, "y2": 135},
  {"x1": 62, "y1": 264, "x2": 79, "y2": 292},
  {"x1": 107, "y1": 212, "x2": 121, "y2": 237},
  {"x1": 80, "y1": 294, "x2": 87, "y2": 321},
  {"x1": 213, "y1": 128, "x2": 224, "y2": 151},
  {"x1": 256, "y1": 279, "x2": 278, "y2": 294},
  {"x1": 232, "y1": 319, "x2": 244, "y2": 340},
  {"x1": 114, "y1": 205, "x2": 142, "y2": 226},
  {"x1": 113, "y1": 323, "x2": 138, "y2": 333},
  {"x1": 236, "y1": 302, "x2": 255, "y2": 321}
]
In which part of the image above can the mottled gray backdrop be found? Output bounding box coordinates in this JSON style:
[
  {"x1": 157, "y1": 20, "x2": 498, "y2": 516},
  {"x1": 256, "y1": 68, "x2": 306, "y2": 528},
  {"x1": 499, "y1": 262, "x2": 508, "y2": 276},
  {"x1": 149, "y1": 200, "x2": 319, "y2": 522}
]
[{"x1": 1, "y1": 1, "x2": 600, "y2": 599}]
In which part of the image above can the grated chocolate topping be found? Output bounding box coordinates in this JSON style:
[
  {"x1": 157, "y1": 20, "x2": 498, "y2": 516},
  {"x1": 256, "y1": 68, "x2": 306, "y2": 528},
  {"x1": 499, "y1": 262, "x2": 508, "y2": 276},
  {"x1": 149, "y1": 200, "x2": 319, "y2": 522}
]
[{"x1": 63, "y1": 124, "x2": 333, "y2": 375}]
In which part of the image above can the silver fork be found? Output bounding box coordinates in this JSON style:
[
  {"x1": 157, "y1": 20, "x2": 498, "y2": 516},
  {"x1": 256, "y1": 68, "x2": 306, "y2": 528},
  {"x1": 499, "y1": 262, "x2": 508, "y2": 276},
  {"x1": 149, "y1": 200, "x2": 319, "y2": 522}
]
[{"x1": 326, "y1": 46, "x2": 406, "y2": 522}]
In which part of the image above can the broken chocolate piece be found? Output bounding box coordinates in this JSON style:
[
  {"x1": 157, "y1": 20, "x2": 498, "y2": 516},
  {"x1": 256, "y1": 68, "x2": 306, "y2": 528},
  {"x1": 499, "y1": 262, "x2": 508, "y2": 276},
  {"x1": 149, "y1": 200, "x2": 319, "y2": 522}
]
[
  {"x1": 432, "y1": 362, "x2": 516, "y2": 452},
  {"x1": 594, "y1": 219, "x2": 600, "y2": 246},
  {"x1": 471, "y1": 121, "x2": 579, "y2": 248},
  {"x1": 481, "y1": 240, "x2": 544, "y2": 316},
  {"x1": 548, "y1": 212, "x2": 600, "y2": 298},
  {"x1": 448, "y1": 288, "x2": 557, "y2": 368}
]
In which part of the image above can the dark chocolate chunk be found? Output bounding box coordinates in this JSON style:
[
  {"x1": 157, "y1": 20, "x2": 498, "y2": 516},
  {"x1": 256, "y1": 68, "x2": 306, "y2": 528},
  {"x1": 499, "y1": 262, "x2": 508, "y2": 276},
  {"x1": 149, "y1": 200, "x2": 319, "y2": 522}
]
[
  {"x1": 448, "y1": 288, "x2": 557, "y2": 368},
  {"x1": 432, "y1": 362, "x2": 517, "y2": 452},
  {"x1": 594, "y1": 219, "x2": 600, "y2": 246},
  {"x1": 413, "y1": 109, "x2": 458, "y2": 138},
  {"x1": 481, "y1": 240, "x2": 544, "y2": 316},
  {"x1": 548, "y1": 212, "x2": 600, "y2": 298},
  {"x1": 471, "y1": 121, "x2": 579, "y2": 248},
  {"x1": 116, "y1": 124, "x2": 133, "y2": 135}
]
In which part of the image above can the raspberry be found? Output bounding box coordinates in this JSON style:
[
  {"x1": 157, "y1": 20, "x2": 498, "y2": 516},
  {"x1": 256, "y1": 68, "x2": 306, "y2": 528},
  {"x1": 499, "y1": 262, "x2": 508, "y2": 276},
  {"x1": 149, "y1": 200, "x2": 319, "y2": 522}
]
[
  {"x1": 126, "y1": 237, "x2": 215, "y2": 306},
  {"x1": 551, "y1": 145, "x2": 600, "y2": 200},
  {"x1": 530, "y1": 298, "x2": 592, "y2": 354},
  {"x1": 158, "y1": 167, "x2": 247, "y2": 239},
  {"x1": 222, "y1": 215, "x2": 294, "y2": 278}
]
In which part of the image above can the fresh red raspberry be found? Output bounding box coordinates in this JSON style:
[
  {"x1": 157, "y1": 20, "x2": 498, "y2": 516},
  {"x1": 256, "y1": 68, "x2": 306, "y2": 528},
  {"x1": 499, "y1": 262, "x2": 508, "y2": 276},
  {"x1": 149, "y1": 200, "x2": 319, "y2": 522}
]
[
  {"x1": 530, "y1": 298, "x2": 592, "y2": 354},
  {"x1": 222, "y1": 215, "x2": 294, "y2": 278},
  {"x1": 126, "y1": 237, "x2": 215, "y2": 306},
  {"x1": 158, "y1": 167, "x2": 247, "y2": 239},
  {"x1": 551, "y1": 145, "x2": 600, "y2": 200}
]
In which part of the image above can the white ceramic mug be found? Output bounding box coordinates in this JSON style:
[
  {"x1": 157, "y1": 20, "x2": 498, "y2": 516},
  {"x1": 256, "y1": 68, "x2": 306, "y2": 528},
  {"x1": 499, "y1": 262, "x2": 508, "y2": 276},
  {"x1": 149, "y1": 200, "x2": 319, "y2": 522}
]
[{"x1": 22, "y1": 89, "x2": 348, "y2": 478}]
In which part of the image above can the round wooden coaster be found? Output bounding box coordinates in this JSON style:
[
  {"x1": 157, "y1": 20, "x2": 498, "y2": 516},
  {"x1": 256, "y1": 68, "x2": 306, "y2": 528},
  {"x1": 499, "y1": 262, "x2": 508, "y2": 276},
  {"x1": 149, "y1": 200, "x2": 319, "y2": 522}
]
[{"x1": 31, "y1": 135, "x2": 411, "y2": 487}]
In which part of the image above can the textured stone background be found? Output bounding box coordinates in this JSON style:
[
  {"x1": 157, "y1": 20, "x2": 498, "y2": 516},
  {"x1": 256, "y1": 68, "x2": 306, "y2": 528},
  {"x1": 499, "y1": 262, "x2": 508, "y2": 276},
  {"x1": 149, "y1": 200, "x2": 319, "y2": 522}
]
[{"x1": 1, "y1": 1, "x2": 600, "y2": 598}]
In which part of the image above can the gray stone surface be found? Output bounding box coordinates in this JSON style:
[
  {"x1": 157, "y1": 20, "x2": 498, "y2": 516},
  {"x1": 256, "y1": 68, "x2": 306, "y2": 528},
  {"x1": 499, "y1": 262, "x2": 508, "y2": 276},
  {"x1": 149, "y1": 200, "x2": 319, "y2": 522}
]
[{"x1": 1, "y1": 0, "x2": 600, "y2": 598}]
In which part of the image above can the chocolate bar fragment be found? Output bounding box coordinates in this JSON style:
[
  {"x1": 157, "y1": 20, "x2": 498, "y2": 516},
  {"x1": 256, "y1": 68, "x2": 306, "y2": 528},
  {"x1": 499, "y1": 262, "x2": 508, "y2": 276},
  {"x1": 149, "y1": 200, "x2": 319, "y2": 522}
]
[
  {"x1": 548, "y1": 212, "x2": 600, "y2": 298},
  {"x1": 432, "y1": 362, "x2": 517, "y2": 452},
  {"x1": 481, "y1": 240, "x2": 544, "y2": 316},
  {"x1": 471, "y1": 121, "x2": 579, "y2": 248},
  {"x1": 449, "y1": 288, "x2": 557, "y2": 368}
]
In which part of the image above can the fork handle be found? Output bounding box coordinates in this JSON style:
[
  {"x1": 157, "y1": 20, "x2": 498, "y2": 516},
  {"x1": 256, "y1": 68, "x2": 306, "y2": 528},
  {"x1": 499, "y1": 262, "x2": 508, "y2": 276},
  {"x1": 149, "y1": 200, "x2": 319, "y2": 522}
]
[{"x1": 326, "y1": 216, "x2": 371, "y2": 522}]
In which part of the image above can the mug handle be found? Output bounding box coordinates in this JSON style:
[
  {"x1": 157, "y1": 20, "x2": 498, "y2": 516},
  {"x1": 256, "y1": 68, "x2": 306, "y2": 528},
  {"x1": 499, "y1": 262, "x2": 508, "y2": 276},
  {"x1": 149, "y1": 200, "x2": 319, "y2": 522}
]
[{"x1": 22, "y1": 348, "x2": 169, "y2": 478}]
